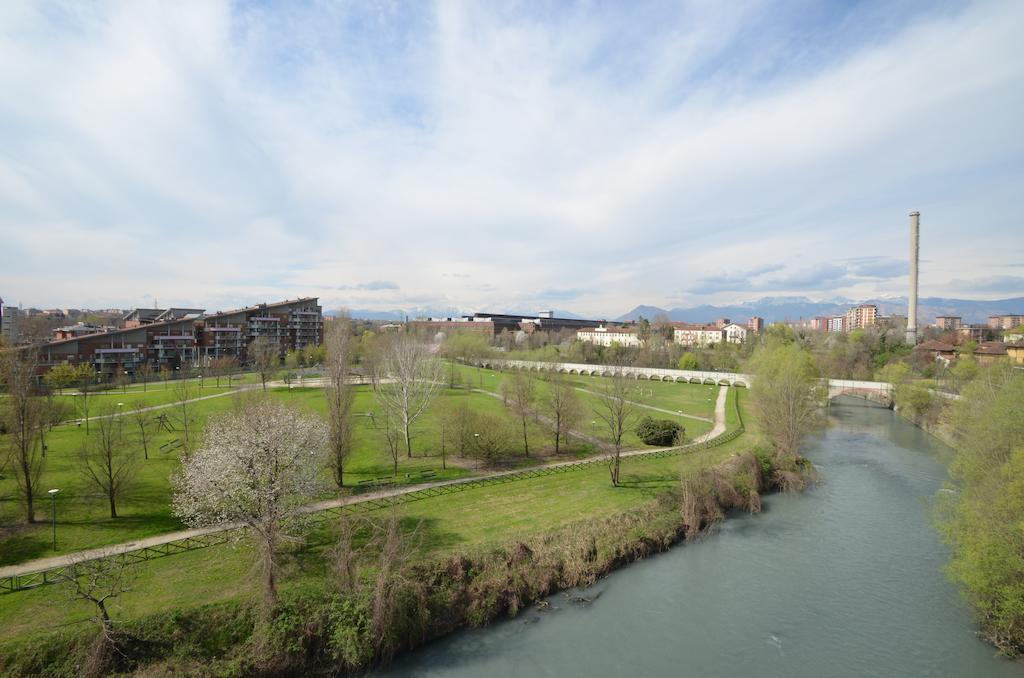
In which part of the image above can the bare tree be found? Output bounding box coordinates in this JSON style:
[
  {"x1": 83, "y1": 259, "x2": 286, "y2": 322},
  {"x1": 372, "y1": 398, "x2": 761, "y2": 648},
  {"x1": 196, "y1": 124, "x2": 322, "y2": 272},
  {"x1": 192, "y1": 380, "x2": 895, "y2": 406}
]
[
  {"x1": 36, "y1": 395, "x2": 70, "y2": 458},
  {"x1": 370, "y1": 512, "x2": 426, "y2": 662},
  {"x1": 135, "y1": 361, "x2": 152, "y2": 392},
  {"x1": 159, "y1": 365, "x2": 171, "y2": 390},
  {"x1": 441, "y1": 401, "x2": 478, "y2": 462},
  {"x1": 75, "y1": 364, "x2": 97, "y2": 433},
  {"x1": 371, "y1": 333, "x2": 443, "y2": 457},
  {"x1": 381, "y1": 409, "x2": 404, "y2": 476},
  {"x1": 209, "y1": 356, "x2": 239, "y2": 388},
  {"x1": 1, "y1": 347, "x2": 46, "y2": 522},
  {"x1": 501, "y1": 371, "x2": 536, "y2": 457},
  {"x1": 330, "y1": 513, "x2": 362, "y2": 594},
  {"x1": 545, "y1": 372, "x2": 583, "y2": 456},
  {"x1": 248, "y1": 336, "x2": 280, "y2": 391},
  {"x1": 172, "y1": 379, "x2": 199, "y2": 454},
  {"x1": 58, "y1": 551, "x2": 135, "y2": 677},
  {"x1": 592, "y1": 372, "x2": 636, "y2": 487},
  {"x1": 325, "y1": 315, "x2": 355, "y2": 488},
  {"x1": 129, "y1": 402, "x2": 154, "y2": 460},
  {"x1": 78, "y1": 403, "x2": 137, "y2": 519},
  {"x1": 172, "y1": 399, "x2": 327, "y2": 609}
]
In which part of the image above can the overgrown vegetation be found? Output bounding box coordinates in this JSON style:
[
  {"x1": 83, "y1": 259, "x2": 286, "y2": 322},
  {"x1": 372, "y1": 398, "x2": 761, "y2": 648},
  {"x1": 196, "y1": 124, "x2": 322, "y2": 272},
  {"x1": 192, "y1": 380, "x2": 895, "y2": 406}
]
[
  {"x1": 936, "y1": 363, "x2": 1024, "y2": 655},
  {"x1": 745, "y1": 338, "x2": 822, "y2": 489},
  {"x1": 634, "y1": 416, "x2": 684, "y2": 446},
  {"x1": 0, "y1": 443, "x2": 777, "y2": 677}
]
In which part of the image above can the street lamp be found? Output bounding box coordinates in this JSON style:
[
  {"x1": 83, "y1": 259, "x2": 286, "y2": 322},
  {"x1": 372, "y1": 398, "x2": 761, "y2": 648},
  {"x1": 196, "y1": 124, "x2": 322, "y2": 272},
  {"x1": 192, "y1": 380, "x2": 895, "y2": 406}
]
[{"x1": 47, "y1": 488, "x2": 60, "y2": 550}]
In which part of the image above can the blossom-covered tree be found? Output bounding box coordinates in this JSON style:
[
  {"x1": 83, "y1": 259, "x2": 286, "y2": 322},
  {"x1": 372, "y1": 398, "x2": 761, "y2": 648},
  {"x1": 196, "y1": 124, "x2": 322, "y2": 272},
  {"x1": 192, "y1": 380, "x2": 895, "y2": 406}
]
[{"x1": 172, "y1": 398, "x2": 327, "y2": 607}]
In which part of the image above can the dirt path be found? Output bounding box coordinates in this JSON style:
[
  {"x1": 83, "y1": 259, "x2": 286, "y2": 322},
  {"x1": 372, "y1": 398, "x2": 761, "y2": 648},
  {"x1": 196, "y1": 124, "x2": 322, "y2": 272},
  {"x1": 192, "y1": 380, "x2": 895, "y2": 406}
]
[{"x1": 1, "y1": 387, "x2": 731, "y2": 579}]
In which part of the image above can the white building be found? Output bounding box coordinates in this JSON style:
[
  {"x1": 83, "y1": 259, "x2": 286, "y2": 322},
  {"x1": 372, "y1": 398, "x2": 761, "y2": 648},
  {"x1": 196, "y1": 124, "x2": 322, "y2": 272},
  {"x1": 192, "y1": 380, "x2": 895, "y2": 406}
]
[
  {"x1": 577, "y1": 326, "x2": 643, "y2": 348},
  {"x1": 721, "y1": 323, "x2": 748, "y2": 344},
  {"x1": 673, "y1": 324, "x2": 724, "y2": 347}
]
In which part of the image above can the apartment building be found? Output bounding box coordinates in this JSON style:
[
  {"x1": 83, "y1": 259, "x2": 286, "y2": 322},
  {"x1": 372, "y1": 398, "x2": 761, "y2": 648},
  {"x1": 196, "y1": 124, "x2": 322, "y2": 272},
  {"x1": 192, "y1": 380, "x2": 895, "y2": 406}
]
[
  {"x1": 934, "y1": 316, "x2": 962, "y2": 330},
  {"x1": 746, "y1": 316, "x2": 764, "y2": 332},
  {"x1": 577, "y1": 326, "x2": 643, "y2": 348},
  {"x1": 33, "y1": 298, "x2": 323, "y2": 380},
  {"x1": 673, "y1": 324, "x2": 724, "y2": 347},
  {"x1": 988, "y1": 314, "x2": 1024, "y2": 330},
  {"x1": 827, "y1": 316, "x2": 847, "y2": 333},
  {"x1": 845, "y1": 304, "x2": 878, "y2": 330}
]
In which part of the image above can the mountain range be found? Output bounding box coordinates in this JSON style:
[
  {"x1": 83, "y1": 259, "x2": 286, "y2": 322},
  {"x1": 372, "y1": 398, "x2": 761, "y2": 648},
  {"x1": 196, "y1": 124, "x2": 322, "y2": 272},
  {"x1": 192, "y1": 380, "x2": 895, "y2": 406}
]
[
  {"x1": 614, "y1": 296, "x2": 1024, "y2": 325},
  {"x1": 340, "y1": 297, "x2": 1022, "y2": 325}
]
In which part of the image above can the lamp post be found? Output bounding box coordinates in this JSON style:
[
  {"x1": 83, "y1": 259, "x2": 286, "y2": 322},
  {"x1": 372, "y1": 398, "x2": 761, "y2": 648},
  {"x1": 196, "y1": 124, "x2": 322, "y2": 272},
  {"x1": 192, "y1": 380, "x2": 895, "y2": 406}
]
[
  {"x1": 123, "y1": 369, "x2": 129, "y2": 394},
  {"x1": 47, "y1": 488, "x2": 60, "y2": 550}
]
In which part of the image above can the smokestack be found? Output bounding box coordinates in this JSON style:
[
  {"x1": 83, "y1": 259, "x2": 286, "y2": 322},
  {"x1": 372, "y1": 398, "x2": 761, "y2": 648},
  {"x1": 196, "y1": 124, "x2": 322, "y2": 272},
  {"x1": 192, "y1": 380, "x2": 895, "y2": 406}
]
[{"x1": 906, "y1": 211, "x2": 920, "y2": 345}]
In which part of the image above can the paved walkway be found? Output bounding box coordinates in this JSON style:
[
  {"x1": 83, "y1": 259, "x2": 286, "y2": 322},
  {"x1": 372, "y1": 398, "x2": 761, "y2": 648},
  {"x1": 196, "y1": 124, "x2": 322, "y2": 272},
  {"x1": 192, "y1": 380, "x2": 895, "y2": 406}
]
[{"x1": 0, "y1": 386, "x2": 731, "y2": 579}]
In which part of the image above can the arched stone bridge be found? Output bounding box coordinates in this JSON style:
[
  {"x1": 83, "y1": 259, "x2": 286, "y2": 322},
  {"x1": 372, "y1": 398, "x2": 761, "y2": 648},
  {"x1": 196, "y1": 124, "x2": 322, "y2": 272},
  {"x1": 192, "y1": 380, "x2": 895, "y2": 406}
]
[
  {"x1": 478, "y1": 359, "x2": 895, "y2": 406},
  {"x1": 480, "y1": 359, "x2": 752, "y2": 387}
]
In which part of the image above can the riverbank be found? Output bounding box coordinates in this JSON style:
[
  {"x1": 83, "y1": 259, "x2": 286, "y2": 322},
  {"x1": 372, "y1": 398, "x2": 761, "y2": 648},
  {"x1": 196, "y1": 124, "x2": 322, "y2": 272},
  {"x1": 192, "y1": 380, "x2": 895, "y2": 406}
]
[
  {"x1": 0, "y1": 439, "x2": 783, "y2": 676},
  {"x1": 378, "y1": 400, "x2": 1024, "y2": 678}
]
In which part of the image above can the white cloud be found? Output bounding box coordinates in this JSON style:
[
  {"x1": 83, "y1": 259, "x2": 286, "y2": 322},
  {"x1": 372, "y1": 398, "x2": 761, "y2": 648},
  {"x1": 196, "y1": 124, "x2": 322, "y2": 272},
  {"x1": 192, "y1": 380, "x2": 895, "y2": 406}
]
[{"x1": 0, "y1": 0, "x2": 1022, "y2": 316}]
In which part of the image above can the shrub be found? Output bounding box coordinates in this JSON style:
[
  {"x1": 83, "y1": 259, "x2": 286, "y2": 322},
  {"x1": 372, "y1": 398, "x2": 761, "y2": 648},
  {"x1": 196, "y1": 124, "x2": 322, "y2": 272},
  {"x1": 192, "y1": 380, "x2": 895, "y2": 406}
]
[{"x1": 634, "y1": 416, "x2": 683, "y2": 446}]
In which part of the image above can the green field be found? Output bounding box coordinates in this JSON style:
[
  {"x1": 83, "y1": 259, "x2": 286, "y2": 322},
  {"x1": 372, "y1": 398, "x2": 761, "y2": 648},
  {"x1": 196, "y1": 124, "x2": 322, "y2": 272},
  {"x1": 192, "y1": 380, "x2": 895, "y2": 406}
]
[
  {"x1": 0, "y1": 410, "x2": 749, "y2": 641},
  {"x1": 1, "y1": 367, "x2": 722, "y2": 564}
]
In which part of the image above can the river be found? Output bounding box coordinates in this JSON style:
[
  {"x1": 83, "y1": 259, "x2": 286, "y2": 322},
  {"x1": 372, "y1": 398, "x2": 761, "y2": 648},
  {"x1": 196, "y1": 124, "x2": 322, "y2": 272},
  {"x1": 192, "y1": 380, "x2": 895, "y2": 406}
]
[{"x1": 375, "y1": 398, "x2": 1023, "y2": 677}]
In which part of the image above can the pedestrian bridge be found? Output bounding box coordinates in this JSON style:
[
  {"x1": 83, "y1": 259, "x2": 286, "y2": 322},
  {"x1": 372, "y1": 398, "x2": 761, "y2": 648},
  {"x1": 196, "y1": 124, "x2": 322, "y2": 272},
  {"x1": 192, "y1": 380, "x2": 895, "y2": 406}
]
[{"x1": 478, "y1": 359, "x2": 894, "y2": 406}]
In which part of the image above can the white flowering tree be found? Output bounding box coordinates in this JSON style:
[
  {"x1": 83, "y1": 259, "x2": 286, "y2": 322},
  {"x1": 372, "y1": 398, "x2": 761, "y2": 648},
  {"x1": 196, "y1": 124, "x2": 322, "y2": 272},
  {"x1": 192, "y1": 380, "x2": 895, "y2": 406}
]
[{"x1": 172, "y1": 398, "x2": 328, "y2": 607}]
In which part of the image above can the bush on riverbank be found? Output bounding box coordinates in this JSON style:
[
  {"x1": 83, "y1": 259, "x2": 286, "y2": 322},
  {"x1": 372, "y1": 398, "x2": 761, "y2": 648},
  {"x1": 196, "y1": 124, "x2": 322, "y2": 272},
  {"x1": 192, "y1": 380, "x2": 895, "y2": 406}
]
[
  {"x1": 937, "y1": 363, "x2": 1024, "y2": 656},
  {"x1": 1, "y1": 449, "x2": 785, "y2": 676}
]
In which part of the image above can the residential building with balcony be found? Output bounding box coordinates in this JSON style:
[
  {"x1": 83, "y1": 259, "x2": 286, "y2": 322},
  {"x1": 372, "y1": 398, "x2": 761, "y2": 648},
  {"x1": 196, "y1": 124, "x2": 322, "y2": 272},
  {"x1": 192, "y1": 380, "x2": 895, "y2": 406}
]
[
  {"x1": 746, "y1": 316, "x2": 764, "y2": 332},
  {"x1": 845, "y1": 304, "x2": 878, "y2": 330},
  {"x1": 32, "y1": 298, "x2": 323, "y2": 380},
  {"x1": 934, "y1": 316, "x2": 962, "y2": 330}
]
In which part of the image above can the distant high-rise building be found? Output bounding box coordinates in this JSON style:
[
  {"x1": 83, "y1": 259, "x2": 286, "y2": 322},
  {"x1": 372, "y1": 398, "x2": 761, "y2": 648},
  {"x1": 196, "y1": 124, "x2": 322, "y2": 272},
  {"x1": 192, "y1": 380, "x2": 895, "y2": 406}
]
[
  {"x1": 988, "y1": 314, "x2": 1024, "y2": 330},
  {"x1": 935, "y1": 316, "x2": 962, "y2": 330},
  {"x1": 746, "y1": 316, "x2": 764, "y2": 332},
  {"x1": 845, "y1": 304, "x2": 878, "y2": 331}
]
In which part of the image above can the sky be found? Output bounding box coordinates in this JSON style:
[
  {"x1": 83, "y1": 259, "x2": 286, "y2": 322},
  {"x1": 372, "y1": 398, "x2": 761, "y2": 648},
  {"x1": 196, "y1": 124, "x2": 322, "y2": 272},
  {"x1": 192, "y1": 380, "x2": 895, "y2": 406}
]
[{"x1": 1, "y1": 0, "x2": 1022, "y2": 317}]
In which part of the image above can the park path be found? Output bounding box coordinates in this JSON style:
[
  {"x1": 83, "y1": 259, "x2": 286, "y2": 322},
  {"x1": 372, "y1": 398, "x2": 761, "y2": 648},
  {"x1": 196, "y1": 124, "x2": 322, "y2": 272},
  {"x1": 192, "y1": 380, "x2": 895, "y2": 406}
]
[
  {"x1": 68, "y1": 385, "x2": 260, "y2": 424},
  {"x1": 0, "y1": 386, "x2": 731, "y2": 579}
]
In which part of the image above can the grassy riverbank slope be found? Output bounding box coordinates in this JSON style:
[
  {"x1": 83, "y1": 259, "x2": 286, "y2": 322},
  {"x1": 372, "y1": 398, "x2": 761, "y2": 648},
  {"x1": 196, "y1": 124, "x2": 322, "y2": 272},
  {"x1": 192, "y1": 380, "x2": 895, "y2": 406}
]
[{"x1": 0, "y1": 390, "x2": 766, "y2": 675}]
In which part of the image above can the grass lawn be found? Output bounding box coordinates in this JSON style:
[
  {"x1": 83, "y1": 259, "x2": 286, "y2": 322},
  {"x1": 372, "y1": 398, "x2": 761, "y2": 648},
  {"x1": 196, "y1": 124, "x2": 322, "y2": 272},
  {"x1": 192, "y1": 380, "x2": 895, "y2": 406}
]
[
  {"x1": 0, "y1": 369, "x2": 731, "y2": 566},
  {"x1": 0, "y1": 426, "x2": 751, "y2": 641}
]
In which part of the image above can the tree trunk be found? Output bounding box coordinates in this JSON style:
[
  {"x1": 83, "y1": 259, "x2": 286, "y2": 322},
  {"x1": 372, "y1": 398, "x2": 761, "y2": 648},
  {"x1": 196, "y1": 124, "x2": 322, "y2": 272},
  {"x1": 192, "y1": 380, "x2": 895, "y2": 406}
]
[
  {"x1": 108, "y1": 492, "x2": 117, "y2": 519},
  {"x1": 522, "y1": 419, "x2": 529, "y2": 457},
  {"x1": 404, "y1": 425, "x2": 412, "y2": 458},
  {"x1": 25, "y1": 487, "x2": 35, "y2": 524}
]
